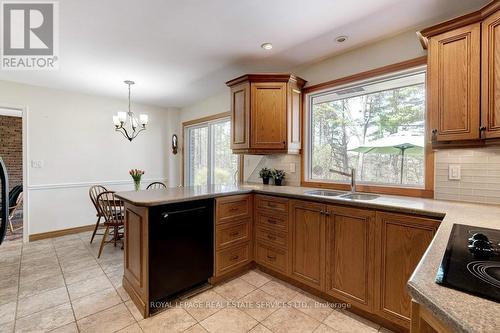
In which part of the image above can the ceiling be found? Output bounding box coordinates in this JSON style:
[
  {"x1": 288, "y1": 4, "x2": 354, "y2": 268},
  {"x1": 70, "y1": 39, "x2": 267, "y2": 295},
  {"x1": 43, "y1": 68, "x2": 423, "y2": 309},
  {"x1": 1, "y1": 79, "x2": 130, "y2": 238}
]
[{"x1": 0, "y1": 0, "x2": 489, "y2": 108}]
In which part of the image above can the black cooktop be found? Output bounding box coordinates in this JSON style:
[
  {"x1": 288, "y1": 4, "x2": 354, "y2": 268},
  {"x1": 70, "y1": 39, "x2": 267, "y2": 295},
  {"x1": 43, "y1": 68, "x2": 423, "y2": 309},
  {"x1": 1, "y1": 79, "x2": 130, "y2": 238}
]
[{"x1": 436, "y1": 224, "x2": 500, "y2": 303}]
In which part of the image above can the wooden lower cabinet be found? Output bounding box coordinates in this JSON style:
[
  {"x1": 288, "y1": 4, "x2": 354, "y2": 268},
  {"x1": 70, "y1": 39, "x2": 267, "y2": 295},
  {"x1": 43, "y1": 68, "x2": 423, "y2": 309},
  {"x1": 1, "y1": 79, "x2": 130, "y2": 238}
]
[
  {"x1": 324, "y1": 206, "x2": 375, "y2": 312},
  {"x1": 290, "y1": 200, "x2": 325, "y2": 290},
  {"x1": 214, "y1": 195, "x2": 442, "y2": 332},
  {"x1": 254, "y1": 195, "x2": 291, "y2": 276},
  {"x1": 411, "y1": 301, "x2": 452, "y2": 333},
  {"x1": 255, "y1": 241, "x2": 288, "y2": 274},
  {"x1": 214, "y1": 195, "x2": 253, "y2": 280},
  {"x1": 374, "y1": 212, "x2": 439, "y2": 329},
  {"x1": 215, "y1": 242, "x2": 251, "y2": 275}
]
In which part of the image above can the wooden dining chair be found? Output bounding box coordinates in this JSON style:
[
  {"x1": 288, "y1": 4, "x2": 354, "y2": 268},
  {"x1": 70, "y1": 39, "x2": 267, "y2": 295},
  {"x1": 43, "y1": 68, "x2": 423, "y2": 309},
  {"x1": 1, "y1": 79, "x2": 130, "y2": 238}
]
[
  {"x1": 96, "y1": 191, "x2": 124, "y2": 258},
  {"x1": 8, "y1": 191, "x2": 23, "y2": 233},
  {"x1": 146, "y1": 181, "x2": 167, "y2": 190},
  {"x1": 89, "y1": 185, "x2": 108, "y2": 243}
]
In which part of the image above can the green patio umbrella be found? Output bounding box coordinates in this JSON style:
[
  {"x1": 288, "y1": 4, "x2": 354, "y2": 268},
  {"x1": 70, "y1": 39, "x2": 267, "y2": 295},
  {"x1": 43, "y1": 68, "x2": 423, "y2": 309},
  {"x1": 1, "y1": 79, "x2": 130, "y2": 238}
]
[{"x1": 349, "y1": 135, "x2": 424, "y2": 183}]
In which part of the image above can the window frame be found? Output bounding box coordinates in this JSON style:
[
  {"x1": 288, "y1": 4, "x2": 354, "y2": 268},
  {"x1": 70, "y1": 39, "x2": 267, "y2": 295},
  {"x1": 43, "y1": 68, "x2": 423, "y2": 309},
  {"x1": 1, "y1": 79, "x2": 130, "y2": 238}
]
[
  {"x1": 182, "y1": 112, "x2": 242, "y2": 186},
  {"x1": 301, "y1": 57, "x2": 434, "y2": 198}
]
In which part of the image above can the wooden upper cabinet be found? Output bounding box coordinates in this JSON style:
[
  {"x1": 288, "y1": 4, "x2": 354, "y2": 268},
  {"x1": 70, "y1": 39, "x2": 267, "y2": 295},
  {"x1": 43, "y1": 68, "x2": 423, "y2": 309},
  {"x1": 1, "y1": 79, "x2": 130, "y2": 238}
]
[
  {"x1": 251, "y1": 82, "x2": 287, "y2": 149},
  {"x1": 289, "y1": 200, "x2": 325, "y2": 289},
  {"x1": 420, "y1": 1, "x2": 500, "y2": 145},
  {"x1": 428, "y1": 23, "x2": 481, "y2": 142},
  {"x1": 482, "y1": 9, "x2": 500, "y2": 139},
  {"x1": 230, "y1": 82, "x2": 250, "y2": 150},
  {"x1": 226, "y1": 74, "x2": 306, "y2": 154},
  {"x1": 374, "y1": 212, "x2": 439, "y2": 329},
  {"x1": 324, "y1": 206, "x2": 375, "y2": 312}
]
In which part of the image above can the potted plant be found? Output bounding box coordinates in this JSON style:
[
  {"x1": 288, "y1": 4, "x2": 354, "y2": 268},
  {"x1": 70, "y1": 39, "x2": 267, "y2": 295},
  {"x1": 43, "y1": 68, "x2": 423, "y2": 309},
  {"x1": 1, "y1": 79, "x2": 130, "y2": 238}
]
[
  {"x1": 259, "y1": 167, "x2": 272, "y2": 185},
  {"x1": 272, "y1": 169, "x2": 286, "y2": 186},
  {"x1": 129, "y1": 169, "x2": 145, "y2": 191}
]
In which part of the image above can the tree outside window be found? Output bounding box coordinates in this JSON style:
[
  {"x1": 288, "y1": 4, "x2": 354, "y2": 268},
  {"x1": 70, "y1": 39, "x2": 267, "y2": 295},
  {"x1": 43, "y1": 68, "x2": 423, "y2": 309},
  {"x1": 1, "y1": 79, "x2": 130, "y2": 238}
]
[{"x1": 309, "y1": 70, "x2": 426, "y2": 187}]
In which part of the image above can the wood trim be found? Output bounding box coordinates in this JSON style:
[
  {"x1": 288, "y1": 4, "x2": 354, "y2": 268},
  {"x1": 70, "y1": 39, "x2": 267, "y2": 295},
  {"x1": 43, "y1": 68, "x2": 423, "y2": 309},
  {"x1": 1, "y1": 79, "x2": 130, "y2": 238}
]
[
  {"x1": 302, "y1": 57, "x2": 427, "y2": 94},
  {"x1": 411, "y1": 300, "x2": 453, "y2": 333},
  {"x1": 301, "y1": 56, "x2": 434, "y2": 199},
  {"x1": 29, "y1": 224, "x2": 94, "y2": 241},
  {"x1": 226, "y1": 73, "x2": 306, "y2": 87},
  {"x1": 182, "y1": 111, "x2": 231, "y2": 128},
  {"x1": 418, "y1": 0, "x2": 500, "y2": 49},
  {"x1": 239, "y1": 155, "x2": 244, "y2": 183},
  {"x1": 181, "y1": 111, "x2": 233, "y2": 186}
]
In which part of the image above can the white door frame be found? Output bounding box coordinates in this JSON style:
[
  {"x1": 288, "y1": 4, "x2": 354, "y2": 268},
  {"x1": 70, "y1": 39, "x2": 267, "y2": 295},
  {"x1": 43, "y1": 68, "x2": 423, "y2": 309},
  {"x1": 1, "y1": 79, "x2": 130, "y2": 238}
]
[{"x1": 0, "y1": 104, "x2": 29, "y2": 243}]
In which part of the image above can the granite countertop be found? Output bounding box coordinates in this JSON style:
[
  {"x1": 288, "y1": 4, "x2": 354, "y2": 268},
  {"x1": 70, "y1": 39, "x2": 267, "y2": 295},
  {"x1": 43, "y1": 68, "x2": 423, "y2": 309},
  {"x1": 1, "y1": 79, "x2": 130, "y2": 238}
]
[{"x1": 116, "y1": 184, "x2": 500, "y2": 333}]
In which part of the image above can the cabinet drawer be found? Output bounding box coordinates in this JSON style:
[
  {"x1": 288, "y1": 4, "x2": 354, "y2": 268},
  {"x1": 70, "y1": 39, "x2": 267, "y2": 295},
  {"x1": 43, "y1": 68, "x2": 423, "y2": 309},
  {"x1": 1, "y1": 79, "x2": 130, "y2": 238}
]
[
  {"x1": 256, "y1": 211, "x2": 287, "y2": 232},
  {"x1": 255, "y1": 242, "x2": 287, "y2": 273},
  {"x1": 256, "y1": 226, "x2": 287, "y2": 248},
  {"x1": 216, "y1": 195, "x2": 252, "y2": 224},
  {"x1": 255, "y1": 195, "x2": 289, "y2": 214},
  {"x1": 216, "y1": 219, "x2": 250, "y2": 249},
  {"x1": 216, "y1": 242, "x2": 250, "y2": 275}
]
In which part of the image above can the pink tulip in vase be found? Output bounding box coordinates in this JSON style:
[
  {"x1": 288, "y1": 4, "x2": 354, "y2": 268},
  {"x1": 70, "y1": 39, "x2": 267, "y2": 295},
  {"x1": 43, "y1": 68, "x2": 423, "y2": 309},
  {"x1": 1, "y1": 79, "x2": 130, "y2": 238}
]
[{"x1": 129, "y1": 169, "x2": 145, "y2": 191}]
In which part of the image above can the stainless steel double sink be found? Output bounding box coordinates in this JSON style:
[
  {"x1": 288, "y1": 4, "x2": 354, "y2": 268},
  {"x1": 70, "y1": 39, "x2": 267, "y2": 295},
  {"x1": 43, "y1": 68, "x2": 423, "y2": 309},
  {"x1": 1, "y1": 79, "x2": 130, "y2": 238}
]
[{"x1": 304, "y1": 189, "x2": 380, "y2": 201}]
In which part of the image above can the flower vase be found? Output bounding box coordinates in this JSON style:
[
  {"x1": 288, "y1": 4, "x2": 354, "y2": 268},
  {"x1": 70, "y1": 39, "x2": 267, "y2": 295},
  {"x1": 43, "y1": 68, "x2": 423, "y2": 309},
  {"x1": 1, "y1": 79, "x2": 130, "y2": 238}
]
[{"x1": 134, "y1": 179, "x2": 141, "y2": 191}]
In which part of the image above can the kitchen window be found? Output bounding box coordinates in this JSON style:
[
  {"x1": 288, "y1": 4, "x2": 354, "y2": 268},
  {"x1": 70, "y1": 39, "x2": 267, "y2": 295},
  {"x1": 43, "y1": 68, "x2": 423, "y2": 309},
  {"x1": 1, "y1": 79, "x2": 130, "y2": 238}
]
[
  {"x1": 183, "y1": 113, "x2": 239, "y2": 186},
  {"x1": 303, "y1": 59, "x2": 432, "y2": 197}
]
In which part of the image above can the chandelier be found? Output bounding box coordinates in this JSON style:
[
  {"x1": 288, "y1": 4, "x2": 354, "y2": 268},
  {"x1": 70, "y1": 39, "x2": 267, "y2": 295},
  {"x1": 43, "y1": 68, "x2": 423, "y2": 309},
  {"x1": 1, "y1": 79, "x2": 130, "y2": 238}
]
[{"x1": 113, "y1": 80, "x2": 148, "y2": 141}]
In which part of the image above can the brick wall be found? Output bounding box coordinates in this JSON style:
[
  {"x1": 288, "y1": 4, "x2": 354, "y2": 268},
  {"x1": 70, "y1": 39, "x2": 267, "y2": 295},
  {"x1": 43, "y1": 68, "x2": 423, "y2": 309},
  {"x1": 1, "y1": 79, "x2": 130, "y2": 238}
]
[{"x1": 0, "y1": 115, "x2": 22, "y2": 190}]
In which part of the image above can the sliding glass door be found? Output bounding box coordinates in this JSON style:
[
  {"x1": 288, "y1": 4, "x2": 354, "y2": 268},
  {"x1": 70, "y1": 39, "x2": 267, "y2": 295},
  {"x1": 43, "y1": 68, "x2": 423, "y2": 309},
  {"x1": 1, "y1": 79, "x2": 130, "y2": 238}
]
[{"x1": 184, "y1": 117, "x2": 239, "y2": 186}]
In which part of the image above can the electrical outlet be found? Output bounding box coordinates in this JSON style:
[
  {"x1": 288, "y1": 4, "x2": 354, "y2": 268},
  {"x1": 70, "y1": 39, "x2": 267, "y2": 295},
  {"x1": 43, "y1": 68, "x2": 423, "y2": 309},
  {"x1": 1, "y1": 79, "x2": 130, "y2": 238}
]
[
  {"x1": 31, "y1": 160, "x2": 44, "y2": 168},
  {"x1": 448, "y1": 164, "x2": 461, "y2": 180},
  {"x1": 289, "y1": 163, "x2": 296, "y2": 173}
]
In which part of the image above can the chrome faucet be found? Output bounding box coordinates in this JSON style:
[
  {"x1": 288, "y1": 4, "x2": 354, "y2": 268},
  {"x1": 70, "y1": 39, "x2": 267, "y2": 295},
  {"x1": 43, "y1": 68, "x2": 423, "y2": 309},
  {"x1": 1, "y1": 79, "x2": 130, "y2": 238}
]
[{"x1": 329, "y1": 168, "x2": 356, "y2": 193}]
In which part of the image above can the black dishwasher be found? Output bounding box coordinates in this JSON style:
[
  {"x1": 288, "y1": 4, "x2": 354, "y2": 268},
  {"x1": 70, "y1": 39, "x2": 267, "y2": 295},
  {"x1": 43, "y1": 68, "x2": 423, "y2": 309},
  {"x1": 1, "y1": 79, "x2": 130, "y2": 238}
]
[{"x1": 149, "y1": 199, "x2": 213, "y2": 307}]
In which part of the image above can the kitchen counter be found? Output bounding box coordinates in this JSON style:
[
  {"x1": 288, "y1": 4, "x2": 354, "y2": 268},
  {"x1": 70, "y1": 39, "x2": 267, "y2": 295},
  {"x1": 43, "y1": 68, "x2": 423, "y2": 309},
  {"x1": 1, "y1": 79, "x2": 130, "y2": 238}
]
[
  {"x1": 116, "y1": 184, "x2": 448, "y2": 217},
  {"x1": 116, "y1": 184, "x2": 500, "y2": 332}
]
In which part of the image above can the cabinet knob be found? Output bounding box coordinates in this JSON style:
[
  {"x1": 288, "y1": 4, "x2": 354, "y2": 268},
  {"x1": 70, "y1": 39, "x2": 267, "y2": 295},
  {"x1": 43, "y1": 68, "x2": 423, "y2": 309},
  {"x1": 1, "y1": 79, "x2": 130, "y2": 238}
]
[
  {"x1": 480, "y1": 126, "x2": 487, "y2": 139},
  {"x1": 431, "y1": 129, "x2": 438, "y2": 141}
]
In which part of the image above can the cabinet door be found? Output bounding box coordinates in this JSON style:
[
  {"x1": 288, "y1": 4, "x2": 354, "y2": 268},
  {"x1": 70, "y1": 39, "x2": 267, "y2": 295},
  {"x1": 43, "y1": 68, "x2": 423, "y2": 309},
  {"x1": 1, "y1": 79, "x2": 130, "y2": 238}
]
[
  {"x1": 374, "y1": 212, "x2": 439, "y2": 328},
  {"x1": 289, "y1": 200, "x2": 325, "y2": 289},
  {"x1": 230, "y1": 82, "x2": 250, "y2": 150},
  {"x1": 325, "y1": 206, "x2": 375, "y2": 312},
  {"x1": 251, "y1": 82, "x2": 287, "y2": 149},
  {"x1": 428, "y1": 23, "x2": 480, "y2": 141},
  {"x1": 482, "y1": 11, "x2": 500, "y2": 139}
]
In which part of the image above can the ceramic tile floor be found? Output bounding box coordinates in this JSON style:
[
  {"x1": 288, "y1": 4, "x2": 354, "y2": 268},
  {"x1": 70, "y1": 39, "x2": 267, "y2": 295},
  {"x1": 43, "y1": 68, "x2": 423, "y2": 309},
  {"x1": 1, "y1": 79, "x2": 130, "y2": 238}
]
[{"x1": 0, "y1": 232, "x2": 395, "y2": 333}]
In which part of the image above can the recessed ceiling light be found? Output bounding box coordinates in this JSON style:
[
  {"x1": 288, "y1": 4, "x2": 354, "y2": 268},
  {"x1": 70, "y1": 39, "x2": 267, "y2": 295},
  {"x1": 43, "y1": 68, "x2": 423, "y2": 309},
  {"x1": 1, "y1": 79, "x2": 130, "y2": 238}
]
[
  {"x1": 335, "y1": 36, "x2": 348, "y2": 43},
  {"x1": 261, "y1": 43, "x2": 273, "y2": 50}
]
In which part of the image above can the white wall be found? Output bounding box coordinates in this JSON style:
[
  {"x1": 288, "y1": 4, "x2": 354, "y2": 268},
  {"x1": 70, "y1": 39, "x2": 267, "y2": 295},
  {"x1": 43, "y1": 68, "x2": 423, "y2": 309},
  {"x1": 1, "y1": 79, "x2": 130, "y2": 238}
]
[
  {"x1": 294, "y1": 30, "x2": 425, "y2": 86},
  {"x1": 0, "y1": 80, "x2": 177, "y2": 235},
  {"x1": 179, "y1": 92, "x2": 230, "y2": 124},
  {"x1": 177, "y1": 29, "x2": 426, "y2": 185}
]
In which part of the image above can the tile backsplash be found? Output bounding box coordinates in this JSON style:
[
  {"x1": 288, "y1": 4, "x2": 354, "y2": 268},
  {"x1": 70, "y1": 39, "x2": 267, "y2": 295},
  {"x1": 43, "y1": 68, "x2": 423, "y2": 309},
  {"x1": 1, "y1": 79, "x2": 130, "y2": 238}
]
[
  {"x1": 244, "y1": 154, "x2": 301, "y2": 186},
  {"x1": 435, "y1": 148, "x2": 500, "y2": 205}
]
